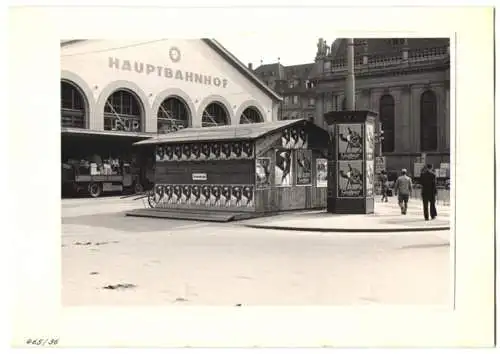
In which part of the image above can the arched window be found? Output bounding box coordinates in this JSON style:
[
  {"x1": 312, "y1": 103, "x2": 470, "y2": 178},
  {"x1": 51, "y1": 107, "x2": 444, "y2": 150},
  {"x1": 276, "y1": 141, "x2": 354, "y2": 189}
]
[
  {"x1": 240, "y1": 107, "x2": 263, "y2": 124},
  {"x1": 104, "y1": 89, "x2": 142, "y2": 132},
  {"x1": 202, "y1": 102, "x2": 229, "y2": 127},
  {"x1": 61, "y1": 81, "x2": 86, "y2": 128},
  {"x1": 379, "y1": 94, "x2": 395, "y2": 153},
  {"x1": 157, "y1": 97, "x2": 190, "y2": 134},
  {"x1": 420, "y1": 90, "x2": 438, "y2": 151}
]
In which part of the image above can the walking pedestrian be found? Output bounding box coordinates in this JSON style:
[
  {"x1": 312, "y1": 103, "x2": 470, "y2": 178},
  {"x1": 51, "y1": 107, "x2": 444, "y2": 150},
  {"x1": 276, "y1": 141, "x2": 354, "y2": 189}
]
[
  {"x1": 394, "y1": 168, "x2": 413, "y2": 215},
  {"x1": 419, "y1": 164, "x2": 438, "y2": 220},
  {"x1": 379, "y1": 170, "x2": 389, "y2": 202}
]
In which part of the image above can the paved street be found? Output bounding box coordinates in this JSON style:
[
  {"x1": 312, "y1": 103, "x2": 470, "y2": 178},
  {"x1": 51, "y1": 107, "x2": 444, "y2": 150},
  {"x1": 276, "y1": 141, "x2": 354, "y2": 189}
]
[{"x1": 62, "y1": 197, "x2": 451, "y2": 307}]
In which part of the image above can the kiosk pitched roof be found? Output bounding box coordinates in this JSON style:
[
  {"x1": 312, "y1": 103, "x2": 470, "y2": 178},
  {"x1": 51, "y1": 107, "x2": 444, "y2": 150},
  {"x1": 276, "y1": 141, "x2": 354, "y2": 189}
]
[{"x1": 134, "y1": 119, "x2": 307, "y2": 145}]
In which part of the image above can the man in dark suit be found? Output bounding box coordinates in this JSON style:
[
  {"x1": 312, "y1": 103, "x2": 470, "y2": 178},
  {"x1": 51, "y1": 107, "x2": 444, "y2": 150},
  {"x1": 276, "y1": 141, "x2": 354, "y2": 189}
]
[{"x1": 420, "y1": 164, "x2": 438, "y2": 221}]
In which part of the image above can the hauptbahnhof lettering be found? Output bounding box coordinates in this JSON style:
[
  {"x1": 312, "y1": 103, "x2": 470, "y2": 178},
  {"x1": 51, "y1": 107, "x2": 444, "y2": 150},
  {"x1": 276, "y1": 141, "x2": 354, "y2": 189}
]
[{"x1": 108, "y1": 57, "x2": 230, "y2": 89}]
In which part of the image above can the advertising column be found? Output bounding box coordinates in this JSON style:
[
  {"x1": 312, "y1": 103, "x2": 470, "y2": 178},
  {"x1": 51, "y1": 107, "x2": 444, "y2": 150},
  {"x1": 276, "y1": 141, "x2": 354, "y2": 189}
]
[{"x1": 324, "y1": 110, "x2": 378, "y2": 214}]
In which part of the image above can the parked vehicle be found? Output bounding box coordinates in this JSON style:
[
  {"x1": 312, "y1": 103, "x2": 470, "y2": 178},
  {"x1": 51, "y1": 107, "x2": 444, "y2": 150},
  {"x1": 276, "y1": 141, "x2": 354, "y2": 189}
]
[{"x1": 62, "y1": 161, "x2": 145, "y2": 198}]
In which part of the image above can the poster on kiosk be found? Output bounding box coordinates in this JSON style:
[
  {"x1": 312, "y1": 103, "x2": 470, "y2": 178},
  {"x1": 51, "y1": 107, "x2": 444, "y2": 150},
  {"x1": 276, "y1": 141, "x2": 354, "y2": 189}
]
[
  {"x1": 337, "y1": 123, "x2": 365, "y2": 198},
  {"x1": 365, "y1": 121, "x2": 375, "y2": 197}
]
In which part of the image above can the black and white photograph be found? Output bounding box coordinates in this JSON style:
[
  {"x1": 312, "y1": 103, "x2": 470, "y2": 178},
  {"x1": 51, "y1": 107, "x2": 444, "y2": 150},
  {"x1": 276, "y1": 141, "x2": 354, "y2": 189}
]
[
  {"x1": 337, "y1": 160, "x2": 364, "y2": 198},
  {"x1": 366, "y1": 160, "x2": 374, "y2": 197},
  {"x1": 296, "y1": 149, "x2": 312, "y2": 185},
  {"x1": 221, "y1": 142, "x2": 232, "y2": 159},
  {"x1": 210, "y1": 142, "x2": 222, "y2": 160},
  {"x1": 231, "y1": 186, "x2": 243, "y2": 207},
  {"x1": 242, "y1": 186, "x2": 254, "y2": 208},
  {"x1": 190, "y1": 143, "x2": 201, "y2": 160},
  {"x1": 155, "y1": 145, "x2": 165, "y2": 162},
  {"x1": 241, "y1": 141, "x2": 254, "y2": 159},
  {"x1": 24, "y1": 3, "x2": 495, "y2": 346},
  {"x1": 181, "y1": 143, "x2": 191, "y2": 161},
  {"x1": 281, "y1": 126, "x2": 308, "y2": 149},
  {"x1": 275, "y1": 149, "x2": 293, "y2": 186},
  {"x1": 230, "y1": 141, "x2": 242, "y2": 159},
  {"x1": 181, "y1": 185, "x2": 192, "y2": 204},
  {"x1": 209, "y1": 185, "x2": 222, "y2": 206},
  {"x1": 316, "y1": 158, "x2": 328, "y2": 187},
  {"x1": 201, "y1": 143, "x2": 211, "y2": 160},
  {"x1": 221, "y1": 185, "x2": 233, "y2": 207},
  {"x1": 172, "y1": 185, "x2": 183, "y2": 204},
  {"x1": 173, "y1": 144, "x2": 183, "y2": 161},
  {"x1": 255, "y1": 157, "x2": 271, "y2": 188},
  {"x1": 56, "y1": 34, "x2": 458, "y2": 314},
  {"x1": 365, "y1": 121, "x2": 375, "y2": 161},
  {"x1": 190, "y1": 185, "x2": 201, "y2": 205},
  {"x1": 337, "y1": 123, "x2": 364, "y2": 161}
]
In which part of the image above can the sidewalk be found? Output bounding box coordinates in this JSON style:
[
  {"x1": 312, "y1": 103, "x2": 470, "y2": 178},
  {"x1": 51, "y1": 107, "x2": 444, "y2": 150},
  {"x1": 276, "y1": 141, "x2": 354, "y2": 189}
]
[{"x1": 241, "y1": 200, "x2": 451, "y2": 233}]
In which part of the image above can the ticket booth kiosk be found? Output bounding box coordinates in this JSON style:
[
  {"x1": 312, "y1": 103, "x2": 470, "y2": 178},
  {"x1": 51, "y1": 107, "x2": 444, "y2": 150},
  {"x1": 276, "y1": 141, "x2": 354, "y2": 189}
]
[{"x1": 130, "y1": 119, "x2": 331, "y2": 221}]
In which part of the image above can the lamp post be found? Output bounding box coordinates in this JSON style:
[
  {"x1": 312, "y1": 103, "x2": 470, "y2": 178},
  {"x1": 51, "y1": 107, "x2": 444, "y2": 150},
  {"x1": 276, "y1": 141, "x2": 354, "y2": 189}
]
[{"x1": 345, "y1": 38, "x2": 356, "y2": 110}]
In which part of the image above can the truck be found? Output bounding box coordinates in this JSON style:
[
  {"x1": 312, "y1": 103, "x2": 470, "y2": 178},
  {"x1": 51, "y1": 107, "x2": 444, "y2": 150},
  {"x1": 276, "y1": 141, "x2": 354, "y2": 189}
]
[{"x1": 62, "y1": 161, "x2": 147, "y2": 198}]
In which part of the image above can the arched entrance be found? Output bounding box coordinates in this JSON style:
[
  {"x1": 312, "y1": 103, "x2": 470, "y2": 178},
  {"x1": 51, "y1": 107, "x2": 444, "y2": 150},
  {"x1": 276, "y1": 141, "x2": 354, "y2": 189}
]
[
  {"x1": 202, "y1": 102, "x2": 229, "y2": 127},
  {"x1": 104, "y1": 89, "x2": 143, "y2": 132},
  {"x1": 239, "y1": 107, "x2": 263, "y2": 124},
  {"x1": 61, "y1": 80, "x2": 87, "y2": 128},
  {"x1": 157, "y1": 96, "x2": 191, "y2": 134}
]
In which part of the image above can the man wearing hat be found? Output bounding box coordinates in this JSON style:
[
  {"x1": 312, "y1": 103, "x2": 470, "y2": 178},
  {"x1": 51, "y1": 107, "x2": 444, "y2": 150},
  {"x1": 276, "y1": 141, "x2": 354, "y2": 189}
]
[
  {"x1": 393, "y1": 168, "x2": 413, "y2": 215},
  {"x1": 419, "y1": 164, "x2": 438, "y2": 220}
]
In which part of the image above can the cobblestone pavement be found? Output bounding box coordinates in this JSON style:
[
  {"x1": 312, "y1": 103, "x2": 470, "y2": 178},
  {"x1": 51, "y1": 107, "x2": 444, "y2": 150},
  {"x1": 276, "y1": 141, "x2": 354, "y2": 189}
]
[{"x1": 61, "y1": 197, "x2": 452, "y2": 307}]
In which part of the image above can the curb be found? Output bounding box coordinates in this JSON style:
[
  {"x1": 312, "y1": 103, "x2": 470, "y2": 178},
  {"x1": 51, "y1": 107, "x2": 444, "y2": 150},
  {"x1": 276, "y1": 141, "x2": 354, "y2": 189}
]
[{"x1": 243, "y1": 224, "x2": 451, "y2": 233}]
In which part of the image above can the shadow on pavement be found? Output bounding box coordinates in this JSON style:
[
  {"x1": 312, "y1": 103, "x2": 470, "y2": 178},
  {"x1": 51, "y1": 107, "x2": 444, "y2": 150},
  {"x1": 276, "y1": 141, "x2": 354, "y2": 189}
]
[{"x1": 62, "y1": 211, "x2": 210, "y2": 233}]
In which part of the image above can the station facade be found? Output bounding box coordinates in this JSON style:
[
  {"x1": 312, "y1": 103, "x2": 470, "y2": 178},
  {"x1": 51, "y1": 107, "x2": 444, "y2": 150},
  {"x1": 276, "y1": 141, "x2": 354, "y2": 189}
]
[{"x1": 61, "y1": 39, "x2": 282, "y2": 135}]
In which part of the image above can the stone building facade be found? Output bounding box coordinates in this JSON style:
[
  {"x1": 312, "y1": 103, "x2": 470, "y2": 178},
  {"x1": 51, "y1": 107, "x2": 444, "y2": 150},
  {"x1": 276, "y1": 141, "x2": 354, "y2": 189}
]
[{"x1": 311, "y1": 38, "x2": 450, "y2": 174}]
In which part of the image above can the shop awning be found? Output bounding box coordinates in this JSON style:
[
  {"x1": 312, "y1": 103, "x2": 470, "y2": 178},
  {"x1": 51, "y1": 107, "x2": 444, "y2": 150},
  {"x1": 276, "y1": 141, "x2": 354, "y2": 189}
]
[{"x1": 134, "y1": 119, "x2": 309, "y2": 146}]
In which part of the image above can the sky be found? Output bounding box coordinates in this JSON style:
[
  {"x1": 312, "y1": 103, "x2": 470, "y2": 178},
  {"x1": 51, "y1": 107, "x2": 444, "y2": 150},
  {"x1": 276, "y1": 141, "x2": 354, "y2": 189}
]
[{"x1": 216, "y1": 34, "x2": 335, "y2": 69}]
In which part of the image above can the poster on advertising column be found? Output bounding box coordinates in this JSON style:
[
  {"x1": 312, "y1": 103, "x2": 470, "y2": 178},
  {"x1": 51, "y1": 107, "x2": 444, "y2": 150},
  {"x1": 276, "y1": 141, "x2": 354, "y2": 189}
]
[
  {"x1": 337, "y1": 160, "x2": 364, "y2": 198},
  {"x1": 365, "y1": 122, "x2": 375, "y2": 161},
  {"x1": 366, "y1": 160, "x2": 374, "y2": 197},
  {"x1": 316, "y1": 158, "x2": 328, "y2": 187},
  {"x1": 337, "y1": 124, "x2": 364, "y2": 161}
]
